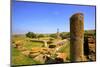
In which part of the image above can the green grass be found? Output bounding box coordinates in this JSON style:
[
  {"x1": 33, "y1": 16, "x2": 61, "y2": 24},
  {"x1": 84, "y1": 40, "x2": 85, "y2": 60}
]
[
  {"x1": 12, "y1": 35, "x2": 71, "y2": 65},
  {"x1": 12, "y1": 35, "x2": 44, "y2": 65},
  {"x1": 23, "y1": 41, "x2": 44, "y2": 50},
  {"x1": 12, "y1": 35, "x2": 44, "y2": 50},
  {"x1": 58, "y1": 41, "x2": 70, "y2": 61},
  {"x1": 12, "y1": 47, "x2": 41, "y2": 66},
  {"x1": 58, "y1": 41, "x2": 70, "y2": 53}
]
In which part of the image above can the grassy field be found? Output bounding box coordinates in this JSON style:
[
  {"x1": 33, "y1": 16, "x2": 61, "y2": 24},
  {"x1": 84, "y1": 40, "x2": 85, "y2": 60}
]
[
  {"x1": 12, "y1": 34, "x2": 70, "y2": 65},
  {"x1": 58, "y1": 41, "x2": 70, "y2": 61},
  {"x1": 23, "y1": 41, "x2": 44, "y2": 50},
  {"x1": 12, "y1": 35, "x2": 44, "y2": 49},
  {"x1": 12, "y1": 29, "x2": 96, "y2": 65},
  {"x1": 12, "y1": 47, "x2": 41, "y2": 66},
  {"x1": 58, "y1": 42, "x2": 70, "y2": 53},
  {"x1": 12, "y1": 35, "x2": 44, "y2": 65}
]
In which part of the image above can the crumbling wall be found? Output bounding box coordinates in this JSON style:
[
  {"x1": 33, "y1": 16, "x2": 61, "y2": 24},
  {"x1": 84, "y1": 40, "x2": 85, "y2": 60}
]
[{"x1": 84, "y1": 36, "x2": 96, "y2": 61}]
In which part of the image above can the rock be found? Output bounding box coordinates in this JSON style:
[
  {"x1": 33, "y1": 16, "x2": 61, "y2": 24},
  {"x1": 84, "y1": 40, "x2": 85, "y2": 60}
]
[
  {"x1": 19, "y1": 47, "x2": 27, "y2": 51},
  {"x1": 45, "y1": 56, "x2": 56, "y2": 64},
  {"x1": 29, "y1": 52, "x2": 40, "y2": 58},
  {"x1": 33, "y1": 54, "x2": 45, "y2": 63},
  {"x1": 21, "y1": 50, "x2": 30, "y2": 56},
  {"x1": 84, "y1": 36, "x2": 96, "y2": 61},
  {"x1": 56, "y1": 52, "x2": 68, "y2": 62},
  {"x1": 55, "y1": 57, "x2": 64, "y2": 63}
]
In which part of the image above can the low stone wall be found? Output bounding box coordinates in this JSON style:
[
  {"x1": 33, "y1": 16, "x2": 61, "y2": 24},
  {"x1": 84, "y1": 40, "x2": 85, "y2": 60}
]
[{"x1": 84, "y1": 36, "x2": 96, "y2": 61}]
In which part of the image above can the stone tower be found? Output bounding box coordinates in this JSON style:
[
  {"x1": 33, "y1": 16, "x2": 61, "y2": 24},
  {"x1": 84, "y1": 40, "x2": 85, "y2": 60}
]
[
  {"x1": 57, "y1": 28, "x2": 61, "y2": 39},
  {"x1": 70, "y1": 13, "x2": 84, "y2": 62}
]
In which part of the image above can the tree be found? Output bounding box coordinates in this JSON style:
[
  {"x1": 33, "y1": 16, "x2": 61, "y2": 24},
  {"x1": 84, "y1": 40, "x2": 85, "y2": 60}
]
[
  {"x1": 26, "y1": 32, "x2": 36, "y2": 38},
  {"x1": 60, "y1": 32, "x2": 70, "y2": 39},
  {"x1": 50, "y1": 34, "x2": 57, "y2": 38},
  {"x1": 38, "y1": 34, "x2": 44, "y2": 38}
]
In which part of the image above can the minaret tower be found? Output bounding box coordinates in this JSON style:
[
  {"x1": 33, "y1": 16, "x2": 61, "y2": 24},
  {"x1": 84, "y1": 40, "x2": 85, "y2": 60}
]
[{"x1": 57, "y1": 28, "x2": 61, "y2": 39}]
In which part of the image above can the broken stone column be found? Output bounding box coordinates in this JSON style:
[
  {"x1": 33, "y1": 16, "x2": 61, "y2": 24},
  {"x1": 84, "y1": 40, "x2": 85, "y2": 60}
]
[{"x1": 70, "y1": 13, "x2": 84, "y2": 62}]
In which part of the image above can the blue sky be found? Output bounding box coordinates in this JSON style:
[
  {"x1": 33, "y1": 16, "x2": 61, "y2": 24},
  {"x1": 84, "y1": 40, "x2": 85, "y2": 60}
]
[{"x1": 12, "y1": 1, "x2": 96, "y2": 34}]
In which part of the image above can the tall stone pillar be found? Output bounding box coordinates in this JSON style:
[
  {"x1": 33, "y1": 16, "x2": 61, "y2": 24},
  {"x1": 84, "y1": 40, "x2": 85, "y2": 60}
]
[{"x1": 70, "y1": 13, "x2": 84, "y2": 62}]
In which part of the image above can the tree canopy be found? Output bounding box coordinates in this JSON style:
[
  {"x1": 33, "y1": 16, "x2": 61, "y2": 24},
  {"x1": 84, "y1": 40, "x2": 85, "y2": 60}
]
[{"x1": 26, "y1": 32, "x2": 36, "y2": 38}]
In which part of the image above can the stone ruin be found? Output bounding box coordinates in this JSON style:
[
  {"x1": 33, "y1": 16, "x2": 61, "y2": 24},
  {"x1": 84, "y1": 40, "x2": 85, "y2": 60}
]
[
  {"x1": 12, "y1": 13, "x2": 96, "y2": 64},
  {"x1": 28, "y1": 47, "x2": 68, "y2": 64},
  {"x1": 70, "y1": 13, "x2": 84, "y2": 62},
  {"x1": 70, "y1": 13, "x2": 96, "y2": 62},
  {"x1": 84, "y1": 35, "x2": 96, "y2": 61}
]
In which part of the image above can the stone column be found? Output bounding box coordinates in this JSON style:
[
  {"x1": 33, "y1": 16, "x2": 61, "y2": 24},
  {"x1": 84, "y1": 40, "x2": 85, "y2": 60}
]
[{"x1": 70, "y1": 13, "x2": 84, "y2": 62}]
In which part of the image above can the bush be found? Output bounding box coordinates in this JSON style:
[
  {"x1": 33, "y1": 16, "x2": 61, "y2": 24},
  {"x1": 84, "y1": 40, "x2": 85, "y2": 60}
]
[
  {"x1": 38, "y1": 34, "x2": 45, "y2": 38},
  {"x1": 26, "y1": 32, "x2": 36, "y2": 38},
  {"x1": 60, "y1": 32, "x2": 70, "y2": 39},
  {"x1": 50, "y1": 34, "x2": 57, "y2": 38}
]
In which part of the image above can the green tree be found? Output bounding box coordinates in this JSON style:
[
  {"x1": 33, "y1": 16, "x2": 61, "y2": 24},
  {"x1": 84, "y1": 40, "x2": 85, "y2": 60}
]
[
  {"x1": 60, "y1": 32, "x2": 70, "y2": 39},
  {"x1": 26, "y1": 32, "x2": 36, "y2": 38},
  {"x1": 38, "y1": 34, "x2": 44, "y2": 38},
  {"x1": 49, "y1": 34, "x2": 57, "y2": 38}
]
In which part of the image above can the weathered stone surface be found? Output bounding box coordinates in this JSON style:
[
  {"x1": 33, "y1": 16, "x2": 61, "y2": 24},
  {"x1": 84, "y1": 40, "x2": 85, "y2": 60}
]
[
  {"x1": 84, "y1": 36, "x2": 96, "y2": 61},
  {"x1": 33, "y1": 54, "x2": 45, "y2": 63},
  {"x1": 21, "y1": 50, "x2": 30, "y2": 56},
  {"x1": 70, "y1": 13, "x2": 84, "y2": 62},
  {"x1": 56, "y1": 52, "x2": 68, "y2": 62}
]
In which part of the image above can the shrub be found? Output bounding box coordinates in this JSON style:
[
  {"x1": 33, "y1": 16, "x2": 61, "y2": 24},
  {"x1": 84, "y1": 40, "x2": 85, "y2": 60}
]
[{"x1": 26, "y1": 32, "x2": 36, "y2": 38}]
